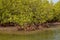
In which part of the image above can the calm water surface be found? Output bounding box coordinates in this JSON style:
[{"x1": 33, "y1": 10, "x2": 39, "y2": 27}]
[{"x1": 0, "y1": 26, "x2": 60, "y2": 40}]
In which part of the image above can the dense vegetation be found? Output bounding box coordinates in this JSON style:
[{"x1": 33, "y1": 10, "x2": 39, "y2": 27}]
[{"x1": 0, "y1": 0, "x2": 60, "y2": 30}]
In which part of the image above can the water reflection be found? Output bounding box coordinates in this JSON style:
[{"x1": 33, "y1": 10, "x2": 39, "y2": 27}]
[
  {"x1": 54, "y1": 29, "x2": 60, "y2": 40},
  {"x1": 25, "y1": 30, "x2": 57, "y2": 40}
]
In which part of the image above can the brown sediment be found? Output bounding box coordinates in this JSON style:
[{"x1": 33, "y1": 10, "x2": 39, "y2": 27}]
[{"x1": 0, "y1": 22, "x2": 60, "y2": 31}]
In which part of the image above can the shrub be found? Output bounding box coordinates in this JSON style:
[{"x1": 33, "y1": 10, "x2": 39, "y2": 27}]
[
  {"x1": 54, "y1": 1, "x2": 60, "y2": 22},
  {"x1": 0, "y1": 0, "x2": 57, "y2": 28}
]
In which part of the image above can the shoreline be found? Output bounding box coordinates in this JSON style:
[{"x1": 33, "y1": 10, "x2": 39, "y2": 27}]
[{"x1": 0, "y1": 25, "x2": 60, "y2": 35}]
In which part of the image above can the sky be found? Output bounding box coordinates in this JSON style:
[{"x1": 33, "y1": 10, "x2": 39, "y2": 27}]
[
  {"x1": 49, "y1": 0, "x2": 59, "y2": 3},
  {"x1": 53, "y1": 0, "x2": 59, "y2": 3}
]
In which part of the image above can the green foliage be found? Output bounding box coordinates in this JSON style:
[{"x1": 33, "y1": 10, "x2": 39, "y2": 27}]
[
  {"x1": 54, "y1": 1, "x2": 60, "y2": 21},
  {"x1": 0, "y1": 0, "x2": 60, "y2": 27}
]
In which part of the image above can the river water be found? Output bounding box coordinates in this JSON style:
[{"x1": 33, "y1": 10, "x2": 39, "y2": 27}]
[
  {"x1": 0, "y1": 26, "x2": 60, "y2": 40},
  {"x1": 24, "y1": 26, "x2": 60, "y2": 40}
]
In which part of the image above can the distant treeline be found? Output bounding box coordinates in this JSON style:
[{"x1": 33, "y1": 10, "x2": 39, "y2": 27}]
[{"x1": 0, "y1": 0, "x2": 60, "y2": 27}]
